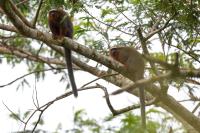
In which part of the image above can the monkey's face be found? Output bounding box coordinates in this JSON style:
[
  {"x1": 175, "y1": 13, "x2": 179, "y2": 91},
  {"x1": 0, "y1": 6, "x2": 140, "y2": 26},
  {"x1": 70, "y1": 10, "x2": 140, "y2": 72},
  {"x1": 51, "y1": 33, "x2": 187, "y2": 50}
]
[
  {"x1": 48, "y1": 10, "x2": 61, "y2": 21},
  {"x1": 110, "y1": 48, "x2": 120, "y2": 60},
  {"x1": 110, "y1": 47, "x2": 128, "y2": 65}
]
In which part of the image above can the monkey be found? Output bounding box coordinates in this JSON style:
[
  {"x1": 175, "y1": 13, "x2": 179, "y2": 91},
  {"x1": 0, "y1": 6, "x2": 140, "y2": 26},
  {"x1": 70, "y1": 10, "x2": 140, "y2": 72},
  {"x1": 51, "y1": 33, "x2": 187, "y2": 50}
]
[
  {"x1": 110, "y1": 47, "x2": 146, "y2": 130},
  {"x1": 48, "y1": 8, "x2": 78, "y2": 97}
]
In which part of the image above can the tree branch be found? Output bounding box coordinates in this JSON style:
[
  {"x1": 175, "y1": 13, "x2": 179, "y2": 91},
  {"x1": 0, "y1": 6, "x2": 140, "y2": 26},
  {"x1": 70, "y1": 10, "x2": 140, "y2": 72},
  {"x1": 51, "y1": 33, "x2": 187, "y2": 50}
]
[
  {"x1": 111, "y1": 72, "x2": 172, "y2": 95},
  {"x1": 31, "y1": 0, "x2": 43, "y2": 28},
  {"x1": 0, "y1": 44, "x2": 65, "y2": 66},
  {"x1": 0, "y1": 68, "x2": 65, "y2": 88},
  {"x1": 8, "y1": 0, "x2": 33, "y2": 28},
  {"x1": 0, "y1": 24, "x2": 18, "y2": 32}
]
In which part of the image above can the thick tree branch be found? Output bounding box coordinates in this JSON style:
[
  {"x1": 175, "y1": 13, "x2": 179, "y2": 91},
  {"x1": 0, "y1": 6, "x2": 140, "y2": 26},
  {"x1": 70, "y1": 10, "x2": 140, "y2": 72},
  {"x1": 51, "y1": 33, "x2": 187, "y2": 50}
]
[{"x1": 0, "y1": 24, "x2": 18, "y2": 32}]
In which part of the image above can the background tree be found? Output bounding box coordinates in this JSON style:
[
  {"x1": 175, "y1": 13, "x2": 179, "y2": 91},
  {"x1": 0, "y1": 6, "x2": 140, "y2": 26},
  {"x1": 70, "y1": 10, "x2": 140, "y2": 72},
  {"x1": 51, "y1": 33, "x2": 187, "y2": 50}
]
[{"x1": 0, "y1": 0, "x2": 200, "y2": 132}]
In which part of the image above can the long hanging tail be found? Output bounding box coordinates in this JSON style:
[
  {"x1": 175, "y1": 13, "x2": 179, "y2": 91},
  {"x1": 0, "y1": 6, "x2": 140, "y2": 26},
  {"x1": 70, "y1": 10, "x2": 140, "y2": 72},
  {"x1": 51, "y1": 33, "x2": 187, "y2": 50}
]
[
  {"x1": 64, "y1": 47, "x2": 78, "y2": 97},
  {"x1": 139, "y1": 86, "x2": 146, "y2": 131}
]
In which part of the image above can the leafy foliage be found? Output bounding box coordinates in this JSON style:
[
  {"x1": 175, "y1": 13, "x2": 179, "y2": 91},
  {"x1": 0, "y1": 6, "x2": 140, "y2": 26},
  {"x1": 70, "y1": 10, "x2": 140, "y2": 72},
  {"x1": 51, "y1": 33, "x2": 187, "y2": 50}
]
[{"x1": 70, "y1": 109, "x2": 177, "y2": 133}]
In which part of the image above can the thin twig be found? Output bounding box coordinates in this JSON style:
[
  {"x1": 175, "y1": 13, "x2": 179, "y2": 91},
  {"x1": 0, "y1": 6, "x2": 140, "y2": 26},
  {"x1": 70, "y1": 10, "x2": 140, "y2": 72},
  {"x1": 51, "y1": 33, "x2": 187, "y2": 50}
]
[
  {"x1": 99, "y1": 83, "x2": 157, "y2": 116},
  {"x1": 31, "y1": 105, "x2": 49, "y2": 133},
  {"x1": 24, "y1": 86, "x2": 102, "y2": 131},
  {"x1": 192, "y1": 102, "x2": 200, "y2": 113},
  {"x1": 32, "y1": 0, "x2": 43, "y2": 28},
  {"x1": 81, "y1": 73, "x2": 118, "y2": 88},
  {"x1": 111, "y1": 72, "x2": 172, "y2": 95},
  {"x1": 186, "y1": 78, "x2": 200, "y2": 85},
  {"x1": 82, "y1": 8, "x2": 133, "y2": 36},
  {"x1": 145, "y1": 13, "x2": 176, "y2": 41},
  {"x1": 113, "y1": 3, "x2": 137, "y2": 25},
  {"x1": 16, "y1": 0, "x2": 28, "y2": 6},
  {"x1": 137, "y1": 26, "x2": 169, "y2": 94},
  {"x1": 32, "y1": 76, "x2": 39, "y2": 108},
  {"x1": 2, "y1": 101, "x2": 25, "y2": 124},
  {"x1": 0, "y1": 68, "x2": 65, "y2": 88},
  {"x1": 112, "y1": 98, "x2": 157, "y2": 116}
]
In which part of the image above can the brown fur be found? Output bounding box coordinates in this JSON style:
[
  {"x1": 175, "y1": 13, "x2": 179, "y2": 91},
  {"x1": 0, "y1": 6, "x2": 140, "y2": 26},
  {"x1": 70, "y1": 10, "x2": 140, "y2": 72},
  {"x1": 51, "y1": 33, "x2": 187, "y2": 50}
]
[
  {"x1": 48, "y1": 8, "x2": 78, "y2": 97},
  {"x1": 110, "y1": 47, "x2": 146, "y2": 130},
  {"x1": 110, "y1": 47, "x2": 144, "y2": 80}
]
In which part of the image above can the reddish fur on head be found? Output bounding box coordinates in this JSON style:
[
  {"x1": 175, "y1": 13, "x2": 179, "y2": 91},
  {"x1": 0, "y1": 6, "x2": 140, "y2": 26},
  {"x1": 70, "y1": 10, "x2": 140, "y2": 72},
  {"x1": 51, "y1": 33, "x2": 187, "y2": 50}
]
[
  {"x1": 110, "y1": 47, "x2": 129, "y2": 66},
  {"x1": 110, "y1": 46, "x2": 146, "y2": 129},
  {"x1": 110, "y1": 46, "x2": 144, "y2": 80},
  {"x1": 48, "y1": 9, "x2": 73, "y2": 39},
  {"x1": 48, "y1": 8, "x2": 77, "y2": 97}
]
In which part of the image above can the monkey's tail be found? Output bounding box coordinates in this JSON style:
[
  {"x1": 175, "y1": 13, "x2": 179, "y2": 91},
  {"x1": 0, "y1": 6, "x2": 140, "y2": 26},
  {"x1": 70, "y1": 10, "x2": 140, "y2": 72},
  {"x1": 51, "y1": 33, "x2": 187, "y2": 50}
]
[
  {"x1": 64, "y1": 47, "x2": 78, "y2": 97},
  {"x1": 139, "y1": 86, "x2": 146, "y2": 130}
]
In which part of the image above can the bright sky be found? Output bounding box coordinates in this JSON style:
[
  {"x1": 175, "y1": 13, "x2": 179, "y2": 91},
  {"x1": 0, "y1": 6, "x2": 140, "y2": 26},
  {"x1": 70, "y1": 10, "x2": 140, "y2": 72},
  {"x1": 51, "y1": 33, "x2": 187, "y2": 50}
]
[{"x1": 0, "y1": 60, "x2": 138, "y2": 132}]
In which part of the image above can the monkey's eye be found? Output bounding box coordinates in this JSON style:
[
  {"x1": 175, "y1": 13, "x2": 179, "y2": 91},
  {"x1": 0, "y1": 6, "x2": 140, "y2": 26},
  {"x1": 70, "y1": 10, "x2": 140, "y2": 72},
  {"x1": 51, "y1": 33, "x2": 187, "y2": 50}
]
[{"x1": 110, "y1": 48, "x2": 118, "y2": 56}]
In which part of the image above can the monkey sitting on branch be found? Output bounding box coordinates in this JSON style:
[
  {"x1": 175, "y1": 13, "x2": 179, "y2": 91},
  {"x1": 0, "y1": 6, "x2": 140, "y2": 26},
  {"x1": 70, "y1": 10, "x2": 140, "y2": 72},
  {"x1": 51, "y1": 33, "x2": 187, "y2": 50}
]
[
  {"x1": 110, "y1": 46, "x2": 146, "y2": 130},
  {"x1": 48, "y1": 8, "x2": 78, "y2": 97}
]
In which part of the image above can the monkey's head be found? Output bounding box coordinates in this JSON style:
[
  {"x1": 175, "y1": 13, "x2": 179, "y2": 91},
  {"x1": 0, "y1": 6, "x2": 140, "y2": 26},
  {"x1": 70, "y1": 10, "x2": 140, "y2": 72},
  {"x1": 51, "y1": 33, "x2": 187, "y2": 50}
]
[
  {"x1": 110, "y1": 47, "x2": 129, "y2": 65},
  {"x1": 48, "y1": 9, "x2": 65, "y2": 22}
]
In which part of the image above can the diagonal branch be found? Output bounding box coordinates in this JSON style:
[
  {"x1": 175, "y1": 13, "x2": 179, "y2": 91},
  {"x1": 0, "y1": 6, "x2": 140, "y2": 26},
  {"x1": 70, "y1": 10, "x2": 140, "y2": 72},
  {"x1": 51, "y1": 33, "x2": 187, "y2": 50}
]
[
  {"x1": 111, "y1": 72, "x2": 172, "y2": 95},
  {"x1": 0, "y1": 68, "x2": 65, "y2": 88},
  {"x1": 16, "y1": 0, "x2": 29, "y2": 6},
  {"x1": 8, "y1": 0, "x2": 33, "y2": 28},
  {"x1": 0, "y1": 24, "x2": 18, "y2": 32},
  {"x1": 0, "y1": 44, "x2": 65, "y2": 66},
  {"x1": 2, "y1": 101, "x2": 25, "y2": 124},
  {"x1": 99, "y1": 83, "x2": 156, "y2": 116}
]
